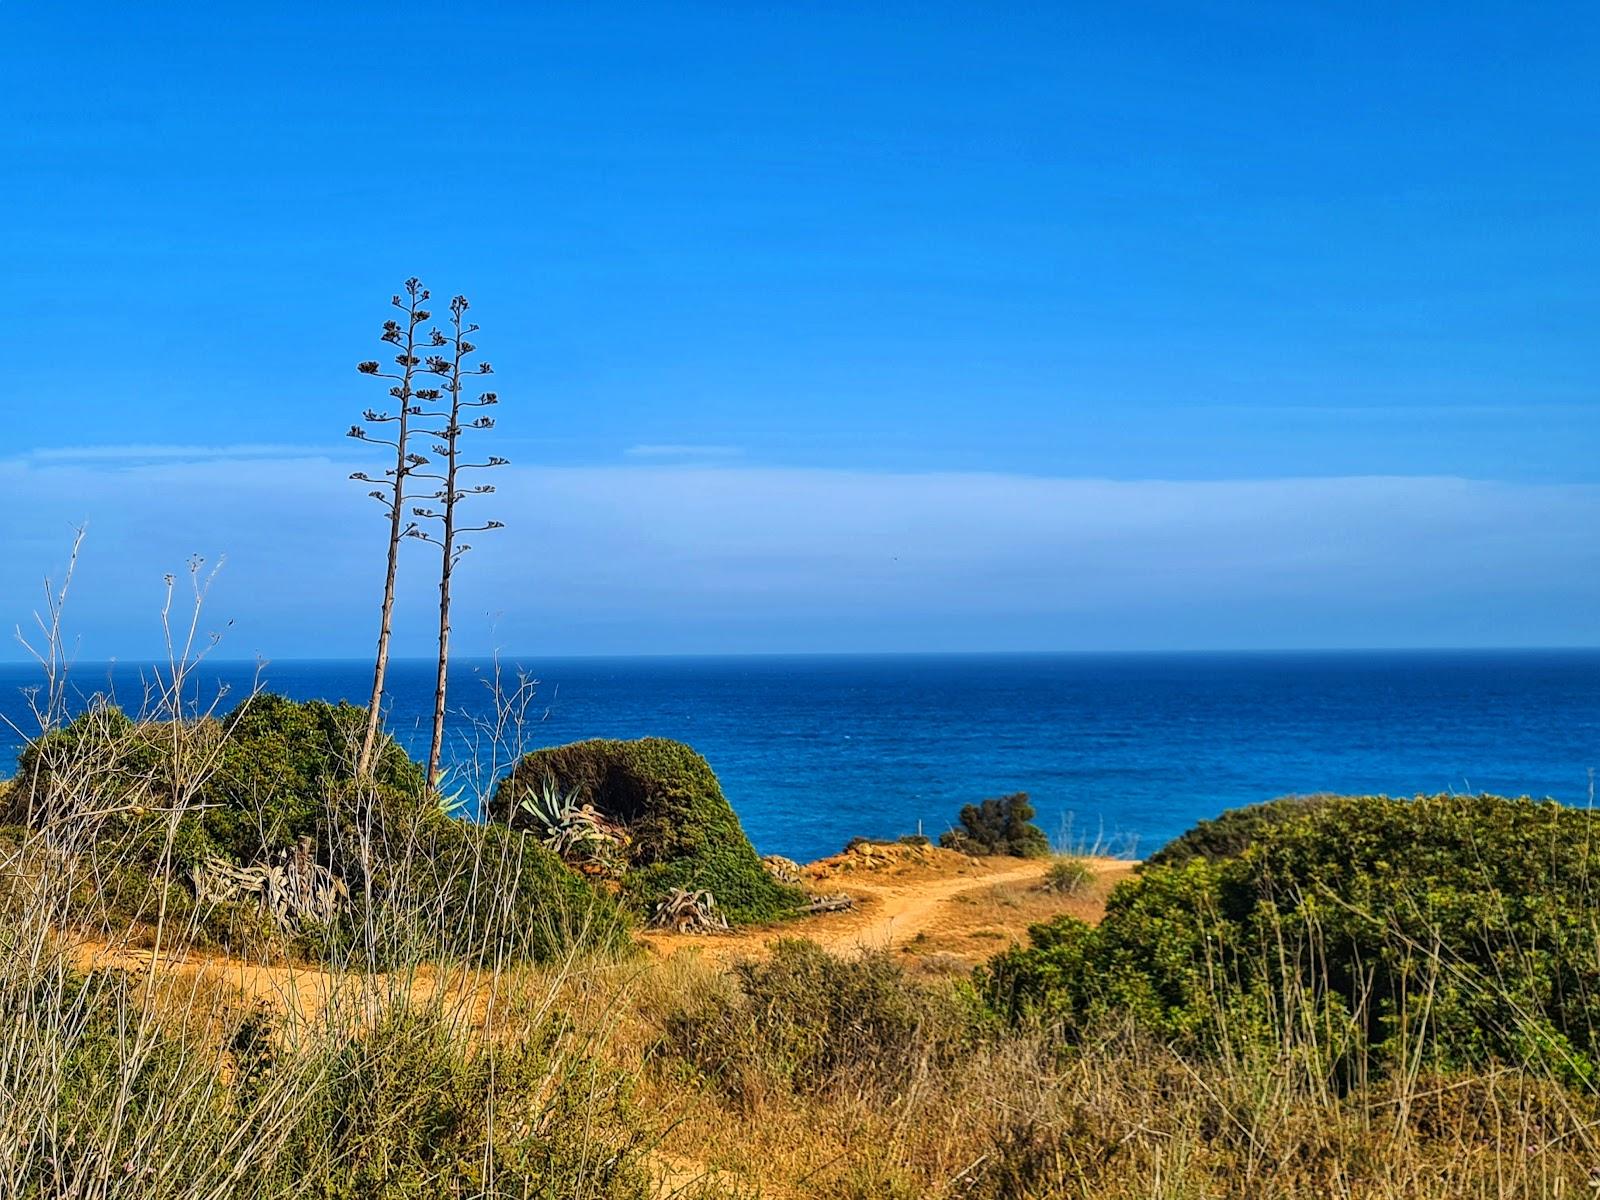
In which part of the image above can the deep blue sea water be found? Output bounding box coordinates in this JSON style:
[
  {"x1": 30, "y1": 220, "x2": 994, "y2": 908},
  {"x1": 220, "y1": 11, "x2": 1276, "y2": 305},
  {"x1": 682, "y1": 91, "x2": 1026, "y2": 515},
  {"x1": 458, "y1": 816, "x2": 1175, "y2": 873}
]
[{"x1": 2, "y1": 652, "x2": 1597, "y2": 863}]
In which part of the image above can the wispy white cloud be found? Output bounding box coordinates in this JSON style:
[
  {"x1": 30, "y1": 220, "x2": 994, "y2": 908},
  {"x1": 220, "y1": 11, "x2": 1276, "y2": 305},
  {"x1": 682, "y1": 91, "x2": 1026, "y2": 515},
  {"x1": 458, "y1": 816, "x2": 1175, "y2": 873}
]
[
  {"x1": 2, "y1": 454, "x2": 1596, "y2": 658},
  {"x1": 623, "y1": 443, "x2": 744, "y2": 459}
]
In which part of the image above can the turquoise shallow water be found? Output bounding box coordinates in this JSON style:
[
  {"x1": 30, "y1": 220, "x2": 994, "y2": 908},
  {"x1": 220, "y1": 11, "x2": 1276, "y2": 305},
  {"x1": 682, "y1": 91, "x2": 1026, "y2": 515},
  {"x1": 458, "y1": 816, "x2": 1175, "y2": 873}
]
[{"x1": 2, "y1": 651, "x2": 1597, "y2": 863}]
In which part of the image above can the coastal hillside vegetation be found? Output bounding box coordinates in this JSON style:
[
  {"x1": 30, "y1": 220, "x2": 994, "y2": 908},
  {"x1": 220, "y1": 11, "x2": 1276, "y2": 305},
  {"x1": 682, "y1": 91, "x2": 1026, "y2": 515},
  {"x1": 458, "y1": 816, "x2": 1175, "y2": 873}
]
[
  {"x1": 11, "y1": 694, "x2": 423, "y2": 862},
  {"x1": 985, "y1": 791, "x2": 1600, "y2": 1085},
  {"x1": 5, "y1": 693, "x2": 629, "y2": 964},
  {"x1": 1142, "y1": 791, "x2": 1334, "y2": 867},
  {"x1": 5, "y1": 674, "x2": 1599, "y2": 1195}
]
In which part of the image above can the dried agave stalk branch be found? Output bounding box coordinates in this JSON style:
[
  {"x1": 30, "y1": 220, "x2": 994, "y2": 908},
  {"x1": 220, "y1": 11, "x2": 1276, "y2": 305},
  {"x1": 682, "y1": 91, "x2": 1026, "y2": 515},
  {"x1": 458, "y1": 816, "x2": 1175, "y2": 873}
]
[
  {"x1": 649, "y1": 887, "x2": 730, "y2": 934},
  {"x1": 191, "y1": 836, "x2": 350, "y2": 930}
]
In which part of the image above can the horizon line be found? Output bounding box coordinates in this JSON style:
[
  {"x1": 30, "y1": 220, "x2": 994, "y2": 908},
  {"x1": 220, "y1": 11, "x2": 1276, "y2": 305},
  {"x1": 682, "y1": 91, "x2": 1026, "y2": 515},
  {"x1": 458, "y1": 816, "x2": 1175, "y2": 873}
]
[{"x1": 3, "y1": 645, "x2": 1599, "y2": 668}]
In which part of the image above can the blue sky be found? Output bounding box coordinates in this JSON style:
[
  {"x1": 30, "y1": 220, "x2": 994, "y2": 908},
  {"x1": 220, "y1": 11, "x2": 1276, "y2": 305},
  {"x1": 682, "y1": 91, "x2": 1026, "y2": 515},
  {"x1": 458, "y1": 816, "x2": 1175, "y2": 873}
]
[{"x1": 3, "y1": 2, "x2": 1597, "y2": 657}]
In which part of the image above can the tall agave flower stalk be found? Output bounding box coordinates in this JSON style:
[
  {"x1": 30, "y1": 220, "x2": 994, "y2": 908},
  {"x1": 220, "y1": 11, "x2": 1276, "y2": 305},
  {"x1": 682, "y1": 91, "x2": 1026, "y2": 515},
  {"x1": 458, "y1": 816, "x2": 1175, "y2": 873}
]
[
  {"x1": 348, "y1": 278, "x2": 443, "y2": 777},
  {"x1": 410, "y1": 294, "x2": 507, "y2": 789}
]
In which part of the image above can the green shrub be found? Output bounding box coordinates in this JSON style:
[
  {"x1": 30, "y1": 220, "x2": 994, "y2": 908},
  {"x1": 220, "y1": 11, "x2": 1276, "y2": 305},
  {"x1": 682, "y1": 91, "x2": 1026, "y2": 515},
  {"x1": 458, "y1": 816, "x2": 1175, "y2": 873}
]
[
  {"x1": 1143, "y1": 793, "x2": 1331, "y2": 868},
  {"x1": 1041, "y1": 855, "x2": 1095, "y2": 896},
  {"x1": 492, "y1": 738, "x2": 802, "y2": 924},
  {"x1": 10, "y1": 694, "x2": 426, "y2": 869},
  {"x1": 978, "y1": 912, "x2": 1099, "y2": 1029},
  {"x1": 939, "y1": 793, "x2": 1050, "y2": 858},
  {"x1": 984, "y1": 856, "x2": 1244, "y2": 1045},
  {"x1": 272, "y1": 1009, "x2": 652, "y2": 1199},
  {"x1": 663, "y1": 938, "x2": 988, "y2": 1102},
  {"x1": 351, "y1": 818, "x2": 634, "y2": 966},
  {"x1": 204, "y1": 692, "x2": 426, "y2": 862},
  {"x1": 8, "y1": 703, "x2": 184, "y2": 826},
  {"x1": 981, "y1": 793, "x2": 1600, "y2": 1087}
]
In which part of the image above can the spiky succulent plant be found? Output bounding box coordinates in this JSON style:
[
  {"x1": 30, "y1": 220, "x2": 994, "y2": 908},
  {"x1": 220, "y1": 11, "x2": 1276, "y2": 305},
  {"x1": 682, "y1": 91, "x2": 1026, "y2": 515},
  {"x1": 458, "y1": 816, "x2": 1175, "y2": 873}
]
[{"x1": 517, "y1": 775, "x2": 626, "y2": 873}]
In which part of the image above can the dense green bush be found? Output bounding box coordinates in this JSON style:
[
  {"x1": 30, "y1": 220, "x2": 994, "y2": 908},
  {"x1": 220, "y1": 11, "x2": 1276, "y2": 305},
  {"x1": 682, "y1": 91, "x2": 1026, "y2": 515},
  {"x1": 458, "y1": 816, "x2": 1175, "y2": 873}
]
[
  {"x1": 1143, "y1": 793, "x2": 1331, "y2": 868},
  {"x1": 492, "y1": 738, "x2": 802, "y2": 923},
  {"x1": 9, "y1": 694, "x2": 425, "y2": 868},
  {"x1": 206, "y1": 692, "x2": 426, "y2": 861},
  {"x1": 663, "y1": 938, "x2": 988, "y2": 1102},
  {"x1": 982, "y1": 793, "x2": 1600, "y2": 1087},
  {"x1": 939, "y1": 792, "x2": 1050, "y2": 858}
]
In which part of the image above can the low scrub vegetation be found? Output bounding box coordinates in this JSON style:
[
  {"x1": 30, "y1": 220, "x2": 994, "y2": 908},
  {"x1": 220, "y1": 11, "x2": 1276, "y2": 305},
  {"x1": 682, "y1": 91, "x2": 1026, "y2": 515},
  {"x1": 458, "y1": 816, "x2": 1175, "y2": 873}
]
[
  {"x1": 985, "y1": 792, "x2": 1600, "y2": 1087},
  {"x1": 0, "y1": 694, "x2": 657, "y2": 1196},
  {"x1": 660, "y1": 938, "x2": 988, "y2": 1104},
  {"x1": 2, "y1": 963, "x2": 654, "y2": 1199},
  {"x1": 643, "y1": 935, "x2": 1600, "y2": 1198},
  {"x1": 5, "y1": 693, "x2": 630, "y2": 965},
  {"x1": 1040, "y1": 854, "x2": 1096, "y2": 895}
]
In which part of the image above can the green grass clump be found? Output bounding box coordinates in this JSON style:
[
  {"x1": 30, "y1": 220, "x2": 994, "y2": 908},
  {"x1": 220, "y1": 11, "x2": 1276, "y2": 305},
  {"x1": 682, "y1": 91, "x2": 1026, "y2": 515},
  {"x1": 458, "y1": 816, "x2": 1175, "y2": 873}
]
[
  {"x1": 939, "y1": 792, "x2": 1050, "y2": 858},
  {"x1": 267, "y1": 1008, "x2": 651, "y2": 1198},
  {"x1": 5, "y1": 959, "x2": 653, "y2": 1199},
  {"x1": 361, "y1": 818, "x2": 634, "y2": 966},
  {"x1": 1040, "y1": 855, "x2": 1095, "y2": 896},
  {"x1": 492, "y1": 738, "x2": 803, "y2": 924},
  {"x1": 982, "y1": 792, "x2": 1600, "y2": 1087}
]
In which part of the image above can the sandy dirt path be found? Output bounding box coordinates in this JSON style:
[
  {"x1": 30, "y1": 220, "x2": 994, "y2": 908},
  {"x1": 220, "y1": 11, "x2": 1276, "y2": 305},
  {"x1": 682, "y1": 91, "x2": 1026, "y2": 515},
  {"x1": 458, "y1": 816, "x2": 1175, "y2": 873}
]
[
  {"x1": 816, "y1": 857, "x2": 1065, "y2": 948},
  {"x1": 640, "y1": 853, "x2": 1132, "y2": 965}
]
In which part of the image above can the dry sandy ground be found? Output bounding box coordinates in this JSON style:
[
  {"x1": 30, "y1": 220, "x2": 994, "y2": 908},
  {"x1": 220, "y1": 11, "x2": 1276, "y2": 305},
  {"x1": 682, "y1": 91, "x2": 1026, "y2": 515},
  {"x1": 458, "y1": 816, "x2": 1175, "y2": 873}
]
[{"x1": 641, "y1": 845, "x2": 1134, "y2": 972}]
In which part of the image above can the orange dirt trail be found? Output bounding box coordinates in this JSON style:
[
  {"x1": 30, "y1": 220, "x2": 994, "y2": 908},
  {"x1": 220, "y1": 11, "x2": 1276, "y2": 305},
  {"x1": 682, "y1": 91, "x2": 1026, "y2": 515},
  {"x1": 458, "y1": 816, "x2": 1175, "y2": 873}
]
[
  {"x1": 66, "y1": 850, "x2": 1136, "y2": 1014},
  {"x1": 641, "y1": 849, "x2": 1134, "y2": 966}
]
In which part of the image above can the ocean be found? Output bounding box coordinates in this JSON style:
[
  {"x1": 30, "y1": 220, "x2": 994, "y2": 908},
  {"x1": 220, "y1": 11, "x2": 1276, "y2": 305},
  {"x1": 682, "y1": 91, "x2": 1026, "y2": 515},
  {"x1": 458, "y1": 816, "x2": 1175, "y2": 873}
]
[{"x1": 1, "y1": 651, "x2": 1596, "y2": 864}]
